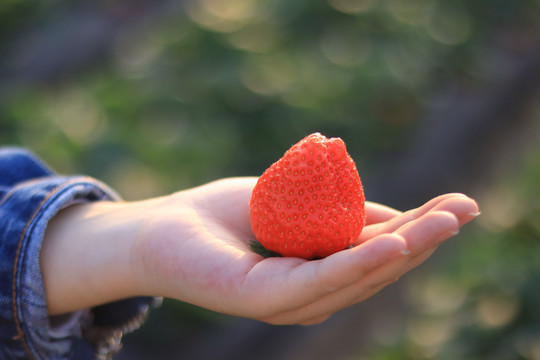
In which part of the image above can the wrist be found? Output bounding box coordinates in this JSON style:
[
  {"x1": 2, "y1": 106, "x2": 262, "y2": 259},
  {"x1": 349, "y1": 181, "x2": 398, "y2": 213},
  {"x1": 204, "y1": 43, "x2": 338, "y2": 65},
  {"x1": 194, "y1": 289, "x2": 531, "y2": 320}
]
[{"x1": 40, "y1": 200, "x2": 145, "y2": 315}]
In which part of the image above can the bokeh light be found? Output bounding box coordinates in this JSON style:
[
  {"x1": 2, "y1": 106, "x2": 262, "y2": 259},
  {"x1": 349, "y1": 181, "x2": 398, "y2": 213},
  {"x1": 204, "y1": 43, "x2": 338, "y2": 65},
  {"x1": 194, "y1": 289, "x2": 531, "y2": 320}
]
[{"x1": 1, "y1": 0, "x2": 540, "y2": 359}]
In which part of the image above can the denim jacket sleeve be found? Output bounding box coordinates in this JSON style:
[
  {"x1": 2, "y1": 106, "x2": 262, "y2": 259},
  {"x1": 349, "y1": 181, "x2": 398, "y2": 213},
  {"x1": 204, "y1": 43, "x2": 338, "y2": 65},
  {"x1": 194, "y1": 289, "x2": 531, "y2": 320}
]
[{"x1": 0, "y1": 147, "x2": 161, "y2": 360}]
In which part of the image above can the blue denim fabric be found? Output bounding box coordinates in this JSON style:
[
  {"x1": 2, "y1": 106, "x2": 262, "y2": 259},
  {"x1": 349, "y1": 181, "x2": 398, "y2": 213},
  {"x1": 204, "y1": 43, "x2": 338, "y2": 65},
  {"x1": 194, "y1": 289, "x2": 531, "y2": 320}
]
[{"x1": 0, "y1": 147, "x2": 159, "y2": 360}]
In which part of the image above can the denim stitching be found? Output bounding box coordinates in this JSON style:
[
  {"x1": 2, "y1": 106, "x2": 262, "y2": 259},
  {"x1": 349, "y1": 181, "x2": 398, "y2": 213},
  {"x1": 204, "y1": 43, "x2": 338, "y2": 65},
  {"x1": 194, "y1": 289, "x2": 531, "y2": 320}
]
[
  {"x1": 0, "y1": 177, "x2": 55, "y2": 209},
  {"x1": 11, "y1": 187, "x2": 57, "y2": 360},
  {"x1": 11, "y1": 177, "x2": 112, "y2": 360}
]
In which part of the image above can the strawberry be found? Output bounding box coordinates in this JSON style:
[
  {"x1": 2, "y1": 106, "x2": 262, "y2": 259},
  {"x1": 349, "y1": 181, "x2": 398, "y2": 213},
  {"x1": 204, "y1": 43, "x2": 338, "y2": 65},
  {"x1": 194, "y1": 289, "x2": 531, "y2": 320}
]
[{"x1": 249, "y1": 133, "x2": 366, "y2": 260}]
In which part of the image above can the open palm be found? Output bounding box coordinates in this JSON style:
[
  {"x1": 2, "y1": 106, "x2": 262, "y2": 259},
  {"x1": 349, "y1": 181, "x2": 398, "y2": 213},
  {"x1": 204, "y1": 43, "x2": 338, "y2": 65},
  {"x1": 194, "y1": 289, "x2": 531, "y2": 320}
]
[{"x1": 139, "y1": 177, "x2": 479, "y2": 325}]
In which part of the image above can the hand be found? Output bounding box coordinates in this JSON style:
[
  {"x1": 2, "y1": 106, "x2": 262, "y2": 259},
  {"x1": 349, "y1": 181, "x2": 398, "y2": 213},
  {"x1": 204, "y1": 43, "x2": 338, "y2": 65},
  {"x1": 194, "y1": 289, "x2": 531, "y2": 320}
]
[
  {"x1": 41, "y1": 177, "x2": 479, "y2": 325},
  {"x1": 134, "y1": 177, "x2": 479, "y2": 325}
]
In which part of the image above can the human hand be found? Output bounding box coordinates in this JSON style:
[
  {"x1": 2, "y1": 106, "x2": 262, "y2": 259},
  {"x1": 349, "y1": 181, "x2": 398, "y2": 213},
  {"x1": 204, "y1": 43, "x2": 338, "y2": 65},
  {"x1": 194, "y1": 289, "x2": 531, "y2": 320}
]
[
  {"x1": 134, "y1": 177, "x2": 479, "y2": 325},
  {"x1": 41, "y1": 177, "x2": 479, "y2": 323}
]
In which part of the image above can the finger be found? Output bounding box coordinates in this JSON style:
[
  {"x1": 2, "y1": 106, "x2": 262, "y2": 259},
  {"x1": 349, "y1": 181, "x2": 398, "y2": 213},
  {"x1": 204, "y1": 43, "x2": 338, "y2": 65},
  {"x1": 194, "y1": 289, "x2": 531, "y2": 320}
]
[
  {"x1": 246, "y1": 233, "x2": 408, "y2": 319},
  {"x1": 262, "y1": 211, "x2": 460, "y2": 323},
  {"x1": 257, "y1": 234, "x2": 410, "y2": 324},
  {"x1": 394, "y1": 210, "x2": 459, "y2": 256},
  {"x1": 356, "y1": 211, "x2": 459, "y2": 292},
  {"x1": 263, "y1": 253, "x2": 411, "y2": 325},
  {"x1": 298, "y1": 314, "x2": 332, "y2": 326},
  {"x1": 430, "y1": 196, "x2": 480, "y2": 227},
  {"x1": 364, "y1": 202, "x2": 402, "y2": 225},
  {"x1": 308, "y1": 233, "x2": 408, "y2": 296},
  {"x1": 357, "y1": 193, "x2": 472, "y2": 244},
  {"x1": 294, "y1": 278, "x2": 395, "y2": 326}
]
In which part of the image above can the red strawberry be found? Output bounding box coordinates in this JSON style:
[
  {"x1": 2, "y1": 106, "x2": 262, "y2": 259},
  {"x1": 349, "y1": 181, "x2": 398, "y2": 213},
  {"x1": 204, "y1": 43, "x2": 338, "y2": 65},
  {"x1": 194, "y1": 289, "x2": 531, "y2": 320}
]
[{"x1": 249, "y1": 133, "x2": 366, "y2": 260}]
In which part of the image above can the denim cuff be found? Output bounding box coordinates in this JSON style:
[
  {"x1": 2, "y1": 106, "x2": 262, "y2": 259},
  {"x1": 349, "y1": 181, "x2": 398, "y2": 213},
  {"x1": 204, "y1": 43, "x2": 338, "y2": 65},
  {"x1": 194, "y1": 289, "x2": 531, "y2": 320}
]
[{"x1": 0, "y1": 149, "x2": 160, "y2": 360}]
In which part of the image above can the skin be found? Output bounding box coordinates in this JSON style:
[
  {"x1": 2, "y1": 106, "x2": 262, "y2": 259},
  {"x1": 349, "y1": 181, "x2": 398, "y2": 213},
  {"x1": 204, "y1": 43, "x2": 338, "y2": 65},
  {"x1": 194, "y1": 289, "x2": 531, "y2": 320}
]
[{"x1": 41, "y1": 177, "x2": 480, "y2": 325}]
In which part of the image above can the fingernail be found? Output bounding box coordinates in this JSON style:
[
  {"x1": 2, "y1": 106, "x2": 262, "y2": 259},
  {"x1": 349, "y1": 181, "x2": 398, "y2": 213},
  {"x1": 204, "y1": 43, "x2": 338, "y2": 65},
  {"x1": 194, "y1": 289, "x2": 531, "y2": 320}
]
[
  {"x1": 450, "y1": 229, "x2": 460, "y2": 236},
  {"x1": 468, "y1": 211, "x2": 481, "y2": 217},
  {"x1": 400, "y1": 249, "x2": 411, "y2": 255}
]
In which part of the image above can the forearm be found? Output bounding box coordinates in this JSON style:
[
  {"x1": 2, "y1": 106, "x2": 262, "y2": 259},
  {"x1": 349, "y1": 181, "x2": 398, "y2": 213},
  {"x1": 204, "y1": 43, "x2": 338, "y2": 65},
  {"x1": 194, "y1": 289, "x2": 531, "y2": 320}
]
[
  {"x1": 0, "y1": 147, "x2": 163, "y2": 358},
  {"x1": 40, "y1": 201, "x2": 143, "y2": 315}
]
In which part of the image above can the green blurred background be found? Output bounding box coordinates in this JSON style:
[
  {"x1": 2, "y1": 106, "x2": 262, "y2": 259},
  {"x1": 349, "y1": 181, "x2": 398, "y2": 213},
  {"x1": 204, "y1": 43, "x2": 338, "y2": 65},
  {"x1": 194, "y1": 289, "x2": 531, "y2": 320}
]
[{"x1": 1, "y1": 0, "x2": 540, "y2": 359}]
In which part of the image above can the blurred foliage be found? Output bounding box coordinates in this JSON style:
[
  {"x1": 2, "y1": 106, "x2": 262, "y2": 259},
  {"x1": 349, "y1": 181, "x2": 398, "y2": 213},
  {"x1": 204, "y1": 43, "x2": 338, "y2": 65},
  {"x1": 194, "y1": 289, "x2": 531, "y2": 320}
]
[
  {"x1": 1, "y1": 0, "x2": 540, "y2": 358},
  {"x1": 361, "y1": 140, "x2": 540, "y2": 360},
  {"x1": 2, "y1": 0, "x2": 537, "y2": 200}
]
